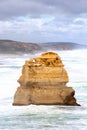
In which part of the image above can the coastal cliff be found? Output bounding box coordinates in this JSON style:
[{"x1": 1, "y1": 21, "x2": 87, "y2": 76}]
[
  {"x1": 0, "y1": 40, "x2": 42, "y2": 54},
  {"x1": 0, "y1": 40, "x2": 87, "y2": 55},
  {"x1": 13, "y1": 52, "x2": 79, "y2": 106}
]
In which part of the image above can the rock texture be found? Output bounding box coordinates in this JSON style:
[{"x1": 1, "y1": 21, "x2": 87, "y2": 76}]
[{"x1": 13, "y1": 52, "x2": 79, "y2": 106}]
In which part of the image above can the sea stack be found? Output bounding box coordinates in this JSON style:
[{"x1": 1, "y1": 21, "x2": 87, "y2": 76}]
[{"x1": 13, "y1": 52, "x2": 79, "y2": 106}]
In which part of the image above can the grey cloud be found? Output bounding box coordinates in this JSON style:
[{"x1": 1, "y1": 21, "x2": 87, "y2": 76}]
[
  {"x1": 0, "y1": 0, "x2": 87, "y2": 44},
  {"x1": 0, "y1": 0, "x2": 87, "y2": 20},
  {"x1": 73, "y1": 20, "x2": 85, "y2": 25}
]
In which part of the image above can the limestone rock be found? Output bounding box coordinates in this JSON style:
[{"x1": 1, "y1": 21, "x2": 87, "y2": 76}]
[{"x1": 13, "y1": 52, "x2": 79, "y2": 106}]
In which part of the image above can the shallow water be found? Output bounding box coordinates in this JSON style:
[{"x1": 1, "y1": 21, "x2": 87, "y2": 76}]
[{"x1": 0, "y1": 50, "x2": 87, "y2": 130}]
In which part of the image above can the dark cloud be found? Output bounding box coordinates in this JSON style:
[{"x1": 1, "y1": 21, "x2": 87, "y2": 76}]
[{"x1": 0, "y1": 0, "x2": 87, "y2": 20}]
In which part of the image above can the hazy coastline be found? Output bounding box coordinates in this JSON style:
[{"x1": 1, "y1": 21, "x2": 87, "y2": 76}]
[{"x1": 0, "y1": 40, "x2": 87, "y2": 55}]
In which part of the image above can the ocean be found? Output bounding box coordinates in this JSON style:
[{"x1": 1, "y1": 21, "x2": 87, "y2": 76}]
[{"x1": 0, "y1": 50, "x2": 87, "y2": 130}]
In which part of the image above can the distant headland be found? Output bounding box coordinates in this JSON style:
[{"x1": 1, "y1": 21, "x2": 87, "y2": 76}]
[{"x1": 0, "y1": 40, "x2": 87, "y2": 55}]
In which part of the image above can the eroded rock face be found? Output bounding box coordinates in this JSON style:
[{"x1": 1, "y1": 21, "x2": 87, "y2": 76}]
[{"x1": 13, "y1": 52, "x2": 79, "y2": 106}]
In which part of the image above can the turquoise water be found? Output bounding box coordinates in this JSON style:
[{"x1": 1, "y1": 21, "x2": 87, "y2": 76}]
[{"x1": 0, "y1": 50, "x2": 87, "y2": 130}]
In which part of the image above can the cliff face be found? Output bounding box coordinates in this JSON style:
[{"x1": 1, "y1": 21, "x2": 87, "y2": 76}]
[
  {"x1": 40, "y1": 42, "x2": 87, "y2": 50},
  {"x1": 0, "y1": 40, "x2": 87, "y2": 55},
  {"x1": 0, "y1": 40, "x2": 42, "y2": 54},
  {"x1": 13, "y1": 52, "x2": 79, "y2": 106}
]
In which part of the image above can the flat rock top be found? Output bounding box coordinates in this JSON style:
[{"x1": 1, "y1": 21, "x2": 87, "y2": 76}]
[
  {"x1": 26, "y1": 52, "x2": 63, "y2": 67},
  {"x1": 39, "y1": 52, "x2": 59, "y2": 58}
]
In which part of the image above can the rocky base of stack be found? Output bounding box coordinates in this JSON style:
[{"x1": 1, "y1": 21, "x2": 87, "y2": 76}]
[{"x1": 13, "y1": 86, "x2": 79, "y2": 106}]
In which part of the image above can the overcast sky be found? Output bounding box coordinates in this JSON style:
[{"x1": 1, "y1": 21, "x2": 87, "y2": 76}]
[{"x1": 0, "y1": 0, "x2": 87, "y2": 44}]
